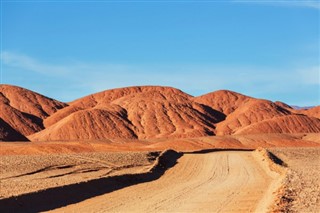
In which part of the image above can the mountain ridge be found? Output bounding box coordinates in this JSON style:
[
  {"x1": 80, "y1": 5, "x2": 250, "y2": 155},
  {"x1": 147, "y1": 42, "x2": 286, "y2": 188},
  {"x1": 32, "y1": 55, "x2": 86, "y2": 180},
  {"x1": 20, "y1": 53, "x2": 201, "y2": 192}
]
[{"x1": 1, "y1": 84, "x2": 319, "y2": 141}]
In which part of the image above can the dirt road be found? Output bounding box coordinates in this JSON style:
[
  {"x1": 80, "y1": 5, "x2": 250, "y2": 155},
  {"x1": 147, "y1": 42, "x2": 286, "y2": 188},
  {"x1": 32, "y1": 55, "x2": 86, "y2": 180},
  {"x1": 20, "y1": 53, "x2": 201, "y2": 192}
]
[{"x1": 51, "y1": 151, "x2": 280, "y2": 213}]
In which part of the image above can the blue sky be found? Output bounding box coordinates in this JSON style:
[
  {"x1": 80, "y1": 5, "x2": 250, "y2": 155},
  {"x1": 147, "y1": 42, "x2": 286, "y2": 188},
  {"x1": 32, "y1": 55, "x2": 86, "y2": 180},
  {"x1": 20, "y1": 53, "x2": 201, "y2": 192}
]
[{"x1": 1, "y1": 0, "x2": 319, "y2": 106}]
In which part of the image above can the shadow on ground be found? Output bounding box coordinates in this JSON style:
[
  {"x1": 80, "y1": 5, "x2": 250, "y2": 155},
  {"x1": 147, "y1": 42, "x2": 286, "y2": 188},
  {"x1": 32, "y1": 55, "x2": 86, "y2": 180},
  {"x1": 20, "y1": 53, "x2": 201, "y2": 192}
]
[{"x1": 0, "y1": 150, "x2": 182, "y2": 213}]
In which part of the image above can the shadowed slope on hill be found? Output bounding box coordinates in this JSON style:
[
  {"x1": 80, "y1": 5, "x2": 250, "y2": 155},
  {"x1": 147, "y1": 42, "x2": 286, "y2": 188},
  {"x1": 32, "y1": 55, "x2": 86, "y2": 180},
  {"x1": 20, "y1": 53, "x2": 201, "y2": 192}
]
[
  {"x1": 0, "y1": 85, "x2": 67, "y2": 139},
  {"x1": 0, "y1": 118, "x2": 29, "y2": 141},
  {"x1": 0, "y1": 85, "x2": 66, "y2": 119}
]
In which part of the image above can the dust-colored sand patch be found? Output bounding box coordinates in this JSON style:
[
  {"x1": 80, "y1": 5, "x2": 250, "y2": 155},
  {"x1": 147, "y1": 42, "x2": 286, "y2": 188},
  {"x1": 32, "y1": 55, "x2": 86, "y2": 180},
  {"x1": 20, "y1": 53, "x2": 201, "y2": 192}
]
[
  {"x1": 0, "y1": 151, "x2": 159, "y2": 199},
  {"x1": 269, "y1": 147, "x2": 320, "y2": 213},
  {"x1": 1, "y1": 133, "x2": 319, "y2": 156}
]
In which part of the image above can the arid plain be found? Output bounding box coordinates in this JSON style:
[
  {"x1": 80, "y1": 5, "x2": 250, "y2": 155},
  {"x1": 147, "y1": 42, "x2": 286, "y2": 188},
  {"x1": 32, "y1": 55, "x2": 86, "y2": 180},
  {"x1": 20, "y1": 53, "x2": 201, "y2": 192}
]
[{"x1": 0, "y1": 85, "x2": 319, "y2": 212}]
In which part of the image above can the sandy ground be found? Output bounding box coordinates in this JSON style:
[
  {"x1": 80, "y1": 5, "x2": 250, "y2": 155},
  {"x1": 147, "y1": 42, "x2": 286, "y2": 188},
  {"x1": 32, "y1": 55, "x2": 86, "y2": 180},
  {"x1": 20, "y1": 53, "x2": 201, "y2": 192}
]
[
  {"x1": 0, "y1": 151, "x2": 158, "y2": 199},
  {"x1": 1, "y1": 134, "x2": 319, "y2": 156},
  {"x1": 49, "y1": 151, "x2": 281, "y2": 213},
  {"x1": 269, "y1": 147, "x2": 320, "y2": 213},
  {"x1": 1, "y1": 135, "x2": 319, "y2": 212}
]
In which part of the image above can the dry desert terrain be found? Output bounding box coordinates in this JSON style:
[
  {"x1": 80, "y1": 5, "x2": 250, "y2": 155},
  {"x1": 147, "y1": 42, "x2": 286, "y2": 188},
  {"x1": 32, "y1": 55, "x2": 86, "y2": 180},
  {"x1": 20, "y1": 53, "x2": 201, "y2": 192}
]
[
  {"x1": 1, "y1": 85, "x2": 320, "y2": 212},
  {"x1": 0, "y1": 136, "x2": 319, "y2": 212}
]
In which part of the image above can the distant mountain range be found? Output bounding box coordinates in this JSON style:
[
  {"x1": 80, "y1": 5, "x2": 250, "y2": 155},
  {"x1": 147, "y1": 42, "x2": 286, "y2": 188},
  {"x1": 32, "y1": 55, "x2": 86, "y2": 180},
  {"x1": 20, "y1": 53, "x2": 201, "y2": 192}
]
[
  {"x1": 1, "y1": 84, "x2": 319, "y2": 141},
  {"x1": 290, "y1": 105, "x2": 315, "y2": 110}
]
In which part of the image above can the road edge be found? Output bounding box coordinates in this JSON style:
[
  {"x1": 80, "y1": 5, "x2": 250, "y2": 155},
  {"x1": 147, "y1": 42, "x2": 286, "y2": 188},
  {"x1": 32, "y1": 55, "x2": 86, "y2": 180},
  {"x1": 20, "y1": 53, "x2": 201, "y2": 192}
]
[
  {"x1": 252, "y1": 148, "x2": 288, "y2": 213},
  {"x1": 0, "y1": 149, "x2": 183, "y2": 213}
]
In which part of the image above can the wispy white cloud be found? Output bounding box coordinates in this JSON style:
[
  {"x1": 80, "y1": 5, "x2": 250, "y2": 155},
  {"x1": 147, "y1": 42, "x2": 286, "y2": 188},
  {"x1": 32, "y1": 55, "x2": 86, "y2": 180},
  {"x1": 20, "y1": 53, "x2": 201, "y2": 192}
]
[
  {"x1": 233, "y1": 0, "x2": 320, "y2": 10},
  {"x1": 1, "y1": 51, "x2": 71, "y2": 75},
  {"x1": 1, "y1": 51, "x2": 318, "y2": 104},
  {"x1": 1, "y1": 51, "x2": 230, "y2": 94},
  {"x1": 295, "y1": 66, "x2": 319, "y2": 84}
]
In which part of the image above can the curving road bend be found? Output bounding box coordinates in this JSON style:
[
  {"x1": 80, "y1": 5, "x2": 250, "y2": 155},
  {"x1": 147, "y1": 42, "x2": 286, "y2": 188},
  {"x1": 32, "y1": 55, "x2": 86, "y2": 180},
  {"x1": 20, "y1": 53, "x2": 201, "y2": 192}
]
[{"x1": 50, "y1": 151, "x2": 279, "y2": 213}]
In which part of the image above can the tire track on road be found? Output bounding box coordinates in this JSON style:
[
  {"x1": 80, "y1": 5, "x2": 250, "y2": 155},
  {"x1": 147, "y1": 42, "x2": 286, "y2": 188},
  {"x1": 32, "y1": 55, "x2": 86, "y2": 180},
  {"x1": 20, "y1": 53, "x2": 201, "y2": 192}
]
[{"x1": 50, "y1": 151, "x2": 280, "y2": 213}]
